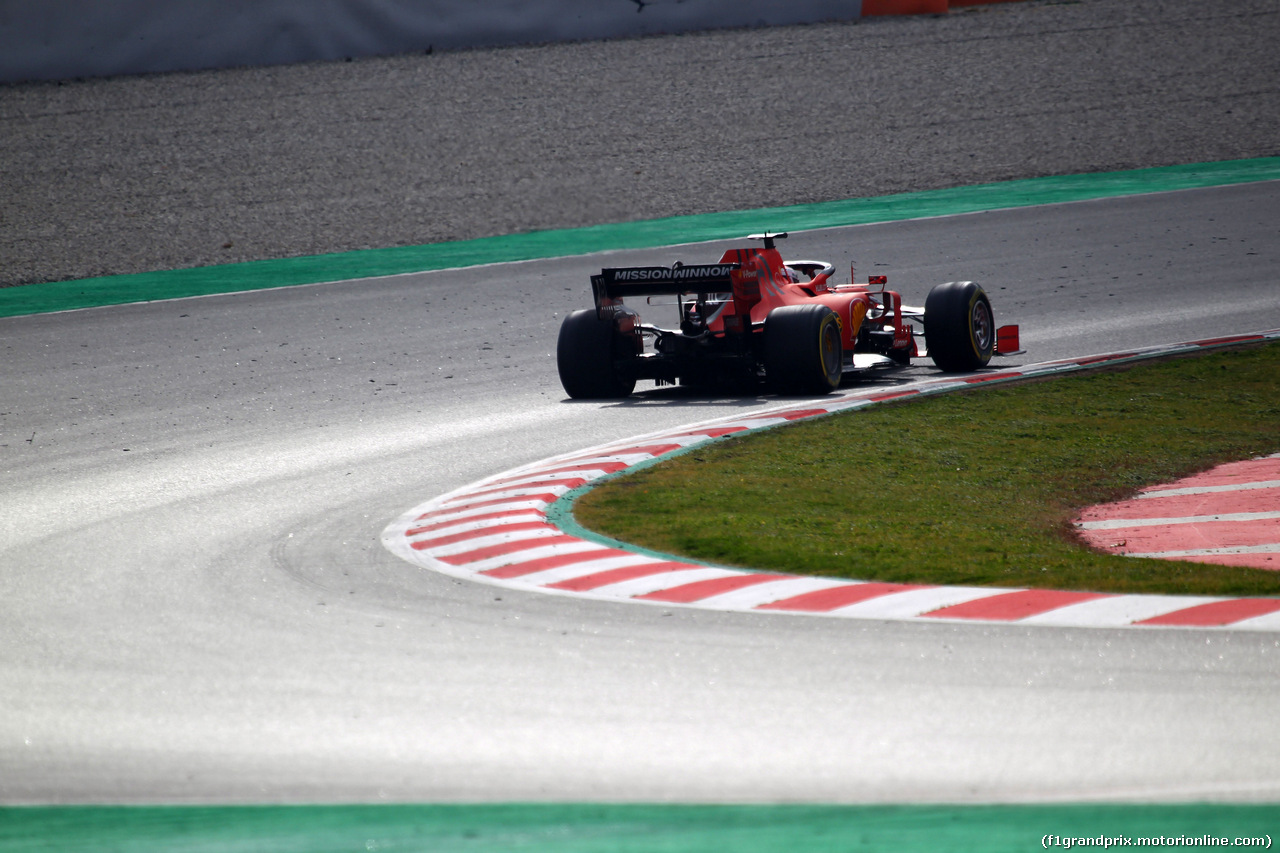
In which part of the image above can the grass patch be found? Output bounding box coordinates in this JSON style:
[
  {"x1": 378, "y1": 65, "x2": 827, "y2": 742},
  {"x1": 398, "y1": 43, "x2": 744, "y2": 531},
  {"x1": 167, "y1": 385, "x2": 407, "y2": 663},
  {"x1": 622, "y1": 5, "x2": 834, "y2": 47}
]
[{"x1": 573, "y1": 342, "x2": 1280, "y2": 597}]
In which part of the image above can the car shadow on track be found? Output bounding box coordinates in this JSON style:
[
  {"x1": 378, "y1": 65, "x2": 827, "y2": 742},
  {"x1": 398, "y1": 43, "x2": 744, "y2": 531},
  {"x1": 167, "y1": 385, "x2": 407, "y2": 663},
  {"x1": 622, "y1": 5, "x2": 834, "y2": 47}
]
[{"x1": 554, "y1": 366, "x2": 950, "y2": 408}]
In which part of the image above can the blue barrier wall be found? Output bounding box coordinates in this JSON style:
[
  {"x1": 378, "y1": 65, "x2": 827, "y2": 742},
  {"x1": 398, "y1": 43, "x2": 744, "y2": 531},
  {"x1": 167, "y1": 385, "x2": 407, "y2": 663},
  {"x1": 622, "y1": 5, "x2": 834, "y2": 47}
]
[{"x1": 0, "y1": 0, "x2": 861, "y2": 82}]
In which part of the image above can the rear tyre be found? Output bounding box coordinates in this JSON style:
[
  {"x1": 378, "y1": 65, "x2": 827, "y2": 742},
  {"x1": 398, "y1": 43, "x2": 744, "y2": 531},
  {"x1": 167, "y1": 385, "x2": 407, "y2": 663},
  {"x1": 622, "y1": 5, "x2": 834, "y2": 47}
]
[
  {"x1": 556, "y1": 309, "x2": 637, "y2": 399},
  {"x1": 924, "y1": 281, "x2": 994, "y2": 372},
  {"x1": 763, "y1": 304, "x2": 843, "y2": 395}
]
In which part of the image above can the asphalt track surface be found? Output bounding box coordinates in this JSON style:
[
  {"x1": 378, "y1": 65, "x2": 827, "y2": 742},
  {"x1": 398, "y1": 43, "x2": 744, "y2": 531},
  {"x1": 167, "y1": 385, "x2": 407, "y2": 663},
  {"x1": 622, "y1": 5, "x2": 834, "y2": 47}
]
[
  {"x1": 2, "y1": 0, "x2": 1280, "y2": 812},
  {"x1": 4, "y1": 178, "x2": 1280, "y2": 805}
]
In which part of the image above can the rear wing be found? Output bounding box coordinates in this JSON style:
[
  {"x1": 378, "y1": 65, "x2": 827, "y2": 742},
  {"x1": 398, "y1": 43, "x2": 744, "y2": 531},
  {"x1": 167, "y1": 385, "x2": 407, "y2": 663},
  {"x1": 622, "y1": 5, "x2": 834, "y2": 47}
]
[{"x1": 591, "y1": 264, "x2": 739, "y2": 316}]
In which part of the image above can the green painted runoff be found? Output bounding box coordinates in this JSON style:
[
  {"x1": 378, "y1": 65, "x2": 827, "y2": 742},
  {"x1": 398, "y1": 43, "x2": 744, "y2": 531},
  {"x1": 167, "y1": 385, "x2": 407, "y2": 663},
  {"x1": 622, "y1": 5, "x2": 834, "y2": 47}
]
[
  {"x1": 2, "y1": 803, "x2": 1277, "y2": 852},
  {"x1": 2, "y1": 157, "x2": 1277, "y2": 318}
]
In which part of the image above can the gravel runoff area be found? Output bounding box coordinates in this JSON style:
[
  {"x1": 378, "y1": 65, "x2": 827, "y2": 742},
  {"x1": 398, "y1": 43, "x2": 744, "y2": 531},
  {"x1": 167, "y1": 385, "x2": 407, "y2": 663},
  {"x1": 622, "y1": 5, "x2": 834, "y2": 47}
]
[{"x1": 1, "y1": 0, "x2": 1277, "y2": 288}]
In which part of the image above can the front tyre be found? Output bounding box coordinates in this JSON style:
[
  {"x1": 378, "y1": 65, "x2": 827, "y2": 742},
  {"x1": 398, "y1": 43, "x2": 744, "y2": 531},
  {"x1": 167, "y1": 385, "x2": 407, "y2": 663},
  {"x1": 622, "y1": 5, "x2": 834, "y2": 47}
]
[
  {"x1": 763, "y1": 304, "x2": 843, "y2": 395},
  {"x1": 557, "y1": 309, "x2": 637, "y2": 399},
  {"x1": 924, "y1": 281, "x2": 994, "y2": 372}
]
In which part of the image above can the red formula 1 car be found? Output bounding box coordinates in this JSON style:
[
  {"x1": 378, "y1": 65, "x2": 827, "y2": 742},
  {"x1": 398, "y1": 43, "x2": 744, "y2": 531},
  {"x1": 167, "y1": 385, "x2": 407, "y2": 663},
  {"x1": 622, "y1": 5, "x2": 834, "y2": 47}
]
[{"x1": 557, "y1": 232, "x2": 1019, "y2": 398}]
